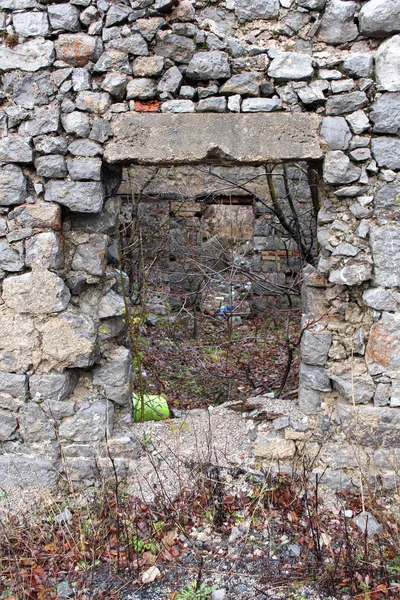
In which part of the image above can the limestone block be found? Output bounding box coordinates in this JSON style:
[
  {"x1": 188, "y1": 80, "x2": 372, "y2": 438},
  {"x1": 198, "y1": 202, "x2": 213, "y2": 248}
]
[
  {"x1": 375, "y1": 35, "x2": 400, "y2": 92},
  {"x1": 220, "y1": 73, "x2": 261, "y2": 96},
  {"x1": 374, "y1": 383, "x2": 391, "y2": 407},
  {"x1": 0, "y1": 165, "x2": 27, "y2": 206},
  {"x1": 366, "y1": 312, "x2": 400, "y2": 373},
  {"x1": 268, "y1": 52, "x2": 313, "y2": 80},
  {"x1": 298, "y1": 384, "x2": 321, "y2": 415},
  {"x1": 0, "y1": 410, "x2": 18, "y2": 441},
  {"x1": 0, "y1": 38, "x2": 54, "y2": 72},
  {"x1": 34, "y1": 155, "x2": 67, "y2": 179},
  {"x1": 301, "y1": 330, "x2": 332, "y2": 366},
  {"x1": 101, "y1": 72, "x2": 128, "y2": 99},
  {"x1": 330, "y1": 371, "x2": 375, "y2": 404},
  {"x1": 105, "y1": 1, "x2": 132, "y2": 26},
  {"x1": 30, "y1": 371, "x2": 78, "y2": 402},
  {"x1": 154, "y1": 31, "x2": 195, "y2": 63},
  {"x1": 67, "y1": 158, "x2": 102, "y2": 181},
  {"x1": 44, "y1": 181, "x2": 105, "y2": 213},
  {"x1": 13, "y1": 11, "x2": 50, "y2": 37},
  {"x1": 71, "y1": 233, "x2": 108, "y2": 276},
  {"x1": 59, "y1": 400, "x2": 113, "y2": 442},
  {"x1": 254, "y1": 435, "x2": 296, "y2": 460},
  {"x1": 370, "y1": 225, "x2": 400, "y2": 287},
  {"x1": 0, "y1": 136, "x2": 33, "y2": 164},
  {"x1": 48, "y1": 3, "x2": 80, "y2": 32},
  {"x1": 342, "y1": 53, "x2": 374, "y2": 78},
  {"x1": 98, "y1": 290, "x2": 125, "y2": 318},
  {"x1": 371, "y1": 138, "x2": 400, "y2": 170},
  {"x1": 359, "y1": 0, "x2": 400, "y2": 38},
  {"x1": 19, "y1": 402, "x2": 56, "y2": 442},
  {"x1": 157, "y1": 66, "x2": 183, "y2": 94},
  {"x1": 326, "y1": 92, "x2": 368, "y2": 116},
  {"x1": 105, "y1": 113, "x2": 323, "y2": 165},
  {"x1": 338, "y1": 403, "x2": 400, "y2": 448},
  {"x1": 25, "y1": 232, "x2": 65, "y2": 270},
  {"x1": 34, "y1": 136, "x2": 68, "y2": 155},
  {"x1": 10, "y1": 202, "x2": 61, "y2": 230},
  {"x1": 93, "y1": 347, "x2": 131, "y2": 405},
  {"x1": 126, "y1": 78, "x2": 157, "y2": 100},
  {"x1": 329, "y1": 261, "x2": 372, "y2": 285},
  {"x1": 242, "y1": 98, "x2": 282, "y2": 112},
  {"x1": 55, "y1": 33, "x2": 103, "y2": 67},
  {"x1": 75, "y1": 91, "x2": 111, "y2": 114},
  {"x1": 363, "y1": 287, "x2": 398, "y2": 312},
  {"x1": 234, "y1": 0, "x2": 279, "y2": 21},
  {"x1": 40, "y1": 311, "x2": 98, "y2": 369},
  {"x1": 0, "y1": 454, "x2": 58, "y2": 489},
  {"x1": 370, "y1": 94, "x2": 400, "y2": 135},
  {"x1": 2, "y1": 269, "x2": 70, "y2": 314},
  {"x1": 0, "y1": 373, "x2": 27, "y2": 398},
  {"x1": 299, "y1": 362, "x2": 331, "y2": 391},
  {"x1": 61, "y1": 111, "x2": 91, "y2": 137},
  {"x1": 186, "y1": 51, "x2": 231, "y2": 80},
  {"x1": 0, "y1": 310, "x2": 40, "y2": 372},
  {"x1": 0, "y1": 240, "x2": 24, "y2": 271},
  {"x1": 19, "y1": 105, "x2": 60, "y2": 137},
  {"x1": 318, "y1": 0, "x2": 358, "y2": 45},
  {"x1": 323, "y1": 150, "x2": 360, "y2": 184}
]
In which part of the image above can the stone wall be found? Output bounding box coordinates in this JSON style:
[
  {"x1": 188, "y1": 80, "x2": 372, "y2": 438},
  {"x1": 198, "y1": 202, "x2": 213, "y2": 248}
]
[{"x1": 1, "y1": 0, "x2": 400, "y2": 489}]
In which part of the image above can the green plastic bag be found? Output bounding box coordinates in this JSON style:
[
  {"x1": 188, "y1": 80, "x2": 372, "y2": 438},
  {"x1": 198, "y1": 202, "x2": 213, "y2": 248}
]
[{"x1": 132, "y1": 393, "x2": 170, "y2": 422}]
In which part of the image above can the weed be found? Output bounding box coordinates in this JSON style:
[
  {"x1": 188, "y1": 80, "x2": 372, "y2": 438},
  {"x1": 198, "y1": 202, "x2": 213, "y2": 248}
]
[{"x1": 175, "y1": 581, "x2": 216, "y2": 600}]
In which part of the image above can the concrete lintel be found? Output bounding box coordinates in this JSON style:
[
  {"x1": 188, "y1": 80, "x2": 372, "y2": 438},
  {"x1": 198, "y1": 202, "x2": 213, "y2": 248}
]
[{"x1": 104, "y1": 113, "x2": 323, "y2": 166}]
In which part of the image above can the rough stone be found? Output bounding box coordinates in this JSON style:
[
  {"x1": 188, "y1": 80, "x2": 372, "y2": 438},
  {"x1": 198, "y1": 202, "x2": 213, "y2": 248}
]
[
  {"x1": 61, "y1": 111, "x2": 91, "y2": 137},
  {"x1": 268, "y1": 52, "x2": 313, "y2": 81},
  {"x1": 323, "y1": 151, "x2": 361, "y2": 185},
  {"x1": 366, "y1": 312, "x2": 400, "y2": 374},
  {"x1": 44, "y1": 181, "x2": 105, "y2": 213},
  {"x1": 93, "y1": 347, "x2": 131, "y2": 405},
  {"x1": 25, "y1": 232, "x2": 64, "y2": 270},
  {"x1": 299, "y1": 363, "x2": 331, "y2": 392},
  {"x1": 320, "y1": 117, "x2": 351, "y2": 150},
  {"x1": 326, "y1": 92, "x2": 368, "y2": 116},
  {"x1": 105, "y1": 2, "x2": 133, "y2": 27},
  {"x1": 329, "y1": 262, "x2": 372, "y2": 285},
  {"x1": 19, "y1": 402, "x2": 56, "y2": 443},
  {"x1": 30, "y1": 371, "x2": 77, "y2": 402},
  {"x1": 34, "y1": 136, "x2": 68, "y2": 155},
  {"x1": 98, "y1": 290, "x2": 126, "y2": 318},
  {"x1": 0, "y1": 136, "x2": 33, "y2": 166},
  {"x1": 68, "y1": 139, "x2": 103, "y2": 157},
  {"x1": 187, "y1": 51, "x2": 231, "y2": 81},
  {"x1": 363, "y1": 287, "x2": 398, "y2": 312},
  {"x1": 55, "y1": 33, "x2": 103, "y2": 67},
  {"x1": 297, "y1": 0, "x2": 326, "y2": 8},
  {"x1": 197, "y1": 97, "x2": 227, "y2": 112},
  {"x1": 2, "y1": 269, "x2": 70, "y2": 314},
  {"x1": 301, "y1": 330, "x2": 332, "y2": 366},
  {"x1": 370, "y1": 94, "x2": 400, "y2": 135},
  {"x1": 12, "y1": 72, "x2": 55, "y2": 109},
  {"x1": 254, "y1": 435, "x2": 296, "y2": 459},
  {"x1": 13, "y1": 12, "x2": 50, "y2": 37},
  {"x1": 48, "y1": 3, "x2": 80, "y2": 32},
  {"x1": 220, "y1": 73, "x2": 261, "y2": 96},
  {"x1": 330, "y1": 371, "x2": 375, "y2": 404},
  {"x1": 0, "y1": 454, "x2": 58, "y2": 489},
  {"x1": 59, "y1": 400, "x2": 113, "y2": 442},
  {"x1": 0, "y1": 38, "x2": 54, "y2": 72},
  {"x1": 234, "y1": 0, "x2": 280, "y2": 22},
  {"x1": 157, "y1": 66, "x2": 183, "y2": 94},
  {"x1": 375, "y1": 35, "x2": 400, "y2": 92},
  {"x1": 0, "y1": 373, "x2": 27, "y2": 399},
  {"x1": 154, "y1": 31, "x2": 195, "y2": 64},
  {"x1": 40, "y1": 311, "x2": 98, "y2": 369},
  {"x1": 371, "y1": 138, "x2": 400, "y2": 170},
  {"x1": 0, "y1": 165, "x2": 27, "y2": 206},
  {"x1": 359, "y1": 0, "x2": 400, "y2": 38},
  {"x1": 132, "y1": 56, "x2": 164, "y2": 77},
  {"x1": 374, "y1": 383, "x2": 391, "y2": 407},
  {"x1": 346, "y1": 110, "x2": 370, "y2": 135},
  {"x1": 353, "y1": 511, "x2": 383, "y2": 537},
  {"x1": 0, "y1": 410, "x2": 18, "y2": 441},
  {"x1": 71, "y1": 234, "x2": 108, "y2": 276},
  {"x1": 241, "y1": 98, "x2": 282, "y2": 112},
  {"x1": 101, "y1": 72, "x2": 128, "y2": 99},
  {"x1": 160, "y1": 100, "x2": 195, "y2": 113},
  {"x1": 19, "y1": 105, "x2": 60, "y2": 137},
  {"x1": 34, "y1": 155, "x2": 68, "y2": 179},
  {"x1": 67, "y1": 157, "x2": 102, "y2": 181},
  {"x1": 105, "y1": 113, "x2": 323, "y2": 165},
  {"x1": 318, "y1": 0, "x2": 358, "y2": 45},
  {"x1": 126, "y1": 78, "x2": 156, "y2": 100},
  {"x1": 343, "y1": 53, "x2": 374, "y2": 79},
  {"x1": 10, "y1": 202, "x2": 61, "y2": 230},
  {"x1": 0, "y1": 240, "x2": 24, "y2": 272},
  {"x1": 75, "y1": 91, "x2": 111, "y2": 114}
]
